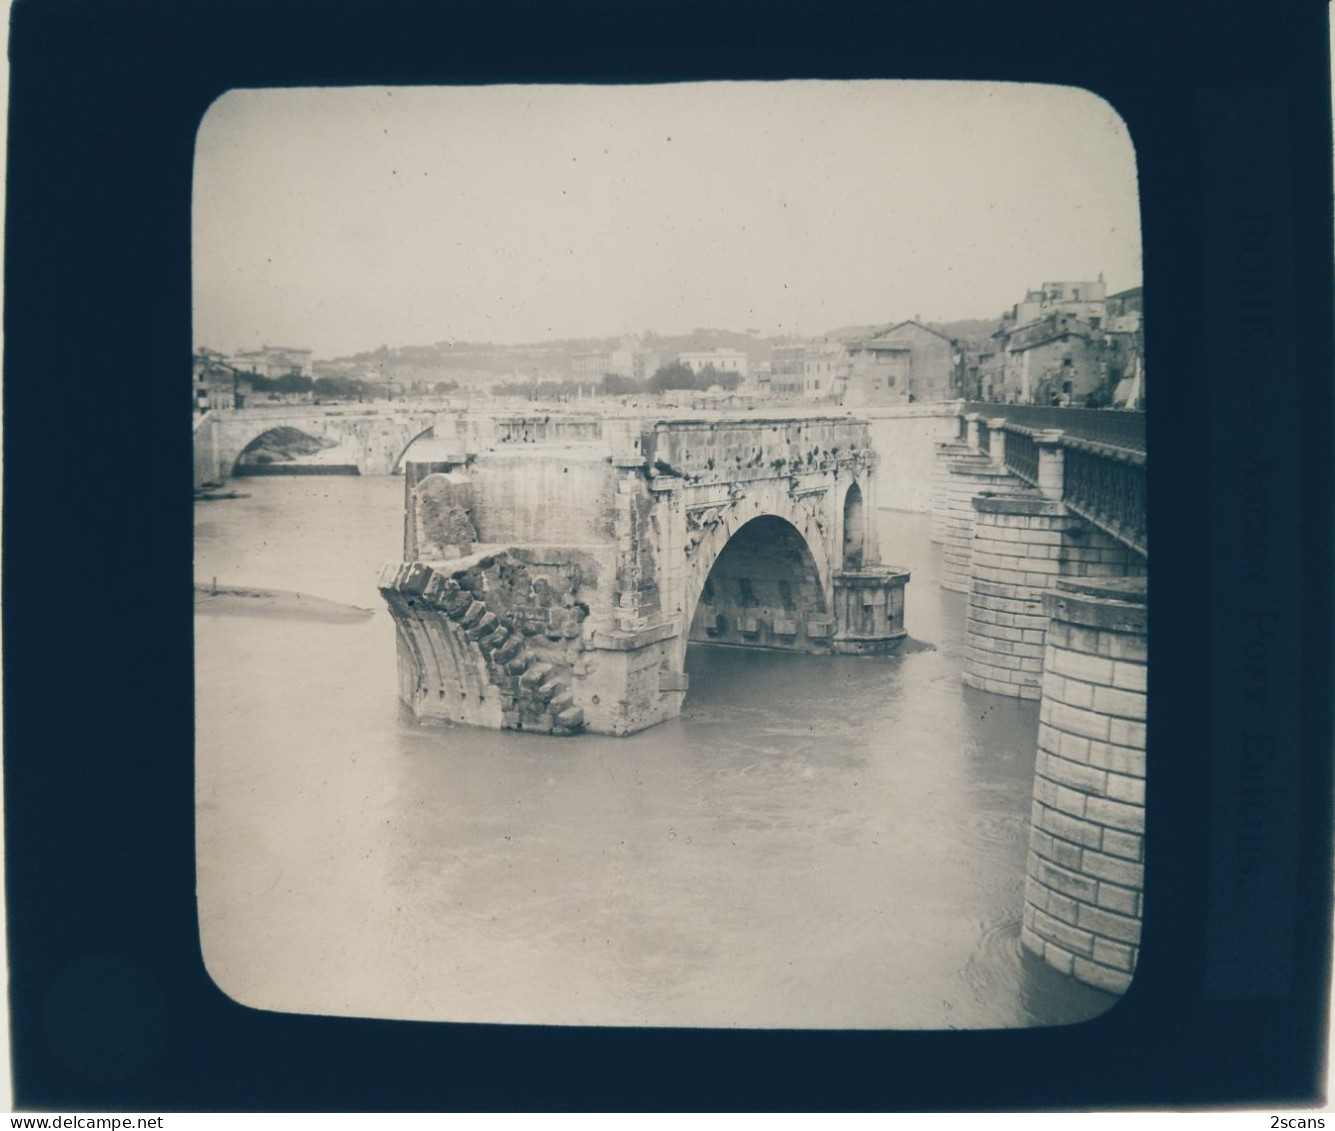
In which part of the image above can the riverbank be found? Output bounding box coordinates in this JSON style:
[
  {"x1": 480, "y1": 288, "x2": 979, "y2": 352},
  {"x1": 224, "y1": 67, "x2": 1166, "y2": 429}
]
[{"x1": 194, "y1": 583, "x2": 375, "y2": 624}]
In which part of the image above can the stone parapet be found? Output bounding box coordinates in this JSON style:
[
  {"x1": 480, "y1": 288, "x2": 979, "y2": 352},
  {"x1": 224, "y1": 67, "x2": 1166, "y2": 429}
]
[
  {"x1": 1021, "y1": 576, "x2": 1147, "y2": 995},
  {"x1": 940, "y1": 463, "x2": 1021, "y2": 592}
]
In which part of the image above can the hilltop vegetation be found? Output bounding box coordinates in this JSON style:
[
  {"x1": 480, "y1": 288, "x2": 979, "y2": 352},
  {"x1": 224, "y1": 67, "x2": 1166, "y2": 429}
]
[{"x1": 312, "y1": 316, "x2": 1002, "y2": 392}]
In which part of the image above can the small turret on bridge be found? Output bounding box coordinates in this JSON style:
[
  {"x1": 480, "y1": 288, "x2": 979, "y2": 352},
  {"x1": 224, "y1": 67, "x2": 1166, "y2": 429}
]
[{"x1": 379, "y1": 415, "x2": 911, "y2": 736}]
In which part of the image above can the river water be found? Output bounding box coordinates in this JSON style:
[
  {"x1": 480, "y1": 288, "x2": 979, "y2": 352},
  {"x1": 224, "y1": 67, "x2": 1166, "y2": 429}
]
[{"x1": 194, "y1": 475, "x2": 1114, "y2": 1029}]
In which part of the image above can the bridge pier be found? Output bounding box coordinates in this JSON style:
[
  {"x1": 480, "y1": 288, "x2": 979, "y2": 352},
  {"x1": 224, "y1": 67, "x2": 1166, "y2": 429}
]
[
  {"x1": 940, "y1": 461, "x2": 1022, "y2": 592},
  {"x1": 962, "y1": 495, "x2": 1146, "y2": 699},
  {"x1": 1020, "y1": 577, "x2": 1147, "y2": 995},
  {"x1": 930, "y1": 440, "x2": 988, "y2": 543},
  {"x1": 959, "y1": 425, "x2": 1146, "y2": 699}
]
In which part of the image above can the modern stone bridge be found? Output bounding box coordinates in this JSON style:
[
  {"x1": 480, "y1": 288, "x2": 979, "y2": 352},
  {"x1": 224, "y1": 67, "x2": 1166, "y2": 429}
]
[
  {"x1": 193, "y1": 405, "x2": 442, "y2": 486},
  {"x1": 378, "y1": 415, "x2": 910, "y2": 737},
  {"x1": 934, "y1": 406, "x2": 1149, "y2": 997}
]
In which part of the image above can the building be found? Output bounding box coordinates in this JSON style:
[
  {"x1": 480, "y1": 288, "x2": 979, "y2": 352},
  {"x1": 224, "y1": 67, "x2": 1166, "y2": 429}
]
[
  {"x1": 193, "y1": 351, "x2": 257, "y2": 411},
  {"x1": 634, "y1": 349, "x2": 662, "y2": 382},
  {"x1": 679, "y1": 348, "x2": 749, "y2": 382},
  {"x1": 985, "y1": 278, "x2": 1143, "y2": 405},
  {"x1": 1004, "y1": 311, "x2": 1104, "y2": 405},
  {"x1": 802, "y1": 339, "x2": 850, "y2": 400},
  {"x1": 572, "y1": 351, "x2": 612, "y2": 382},
  {"x1": 228, "y1": 345, "x2": 314, "y2": 380},
  {"x1": 1104, "y1": 287, "x2": 1145, "y2": 408},
  {"x1": 768, "y1": 343, "x2": 806, "y2": 397},
  {"x1": 843, "y1": 321, "x2": 960, "y2": 405}
]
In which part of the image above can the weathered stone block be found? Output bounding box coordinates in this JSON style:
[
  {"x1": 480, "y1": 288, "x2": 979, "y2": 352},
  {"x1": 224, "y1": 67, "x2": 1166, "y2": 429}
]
[
  {"x1": 1088, "y1": 741, "x2": 1146, "y2": 776},
  {"x1": 1032, "y1": 906, "x2": 1095, "y2": 956},
  {"x1": 1045, "y1": 888, "x2": 1080, "y2": 925},
  {"x1": 493, "y1": 637, "x2": 523, "y2": 664},
  {"x1": 1095, "y1": 882, "x2": 1140, "y2": 917},
  {"x1": 458, "y1": 601, "x2": 487, "y2": 628},
  {"x1": 1047, "y1": 700, "x2": 1112, "y2": 743},
  {"x1": 1044, "y1": 836, "x2": 1084, "y2": 873},
  {"x1": 1035, "y1": 857, "x2": 1100, "y2": 903},
  {"x1": 465, "y1": 612, "x2": 499, "y2": 640},
  {"x1": 1107, "y1": 719, "x2": 1147, "y2": 752},
  {"x1": 1042, "y1": 752, "x2": 1108, "y2": 795},
  {"x1": 1076, "y1": 903, "x2": 1142, "y2": 945},
  {"x1": 1112, "y1": 660, "x2": 1147, "y2": 691},
  {"x1": 1104, "y1": 772, "x2": 1145, "y2": 805},
  {"x1": 1093, "y1": 685, "x2": 1147, "y2": 721},
  {"x1": 1105, "y1": 632, "x2": 1149, "y2": 663},
  {"x1": 1057, "y1": 677, "x2": 1096, "y2": 710},
  {"x1": 1058, "y1": 732, "x2": 1092, "y2": 765},
  {"x1": 1083, "y1": 795, "x2": 1145, "y2": 834},
  {"x1": 1081, "y1": 850, "x2": 1144, "y2": 888},
  {"x1": 1100, "y1": 828, "x2": 1144, "y2": 862},
  {"x1": 1042, "y1": 942, "x2": 1077, "y2": 975},
  {"x1": 521, "y1": 662, "x2": 554, "y2": 688},
  {"x1": 1038, "y1": 805, "x2": 1103, "y2": 848},
  {"x1": 1092, "y1": 937, "x2": 1137, "y2": 972},
  {"x1": 1071, "y1": 958, "x2": 1133, "y2": 995},
  {"x1": 1050, "y1": 647, "x2": 1114, "y2": 687}
]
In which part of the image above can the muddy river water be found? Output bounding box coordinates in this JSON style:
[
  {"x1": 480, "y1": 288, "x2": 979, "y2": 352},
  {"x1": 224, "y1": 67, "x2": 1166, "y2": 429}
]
[{"x1": 194, "y1": 475, "x2": 1113, "y2": 1029}]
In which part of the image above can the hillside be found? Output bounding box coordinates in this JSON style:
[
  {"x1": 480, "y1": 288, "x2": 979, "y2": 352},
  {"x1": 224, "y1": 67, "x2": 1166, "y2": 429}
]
[{"x1": 313, "y1": 315, "x2": 1003, "y2": 390}]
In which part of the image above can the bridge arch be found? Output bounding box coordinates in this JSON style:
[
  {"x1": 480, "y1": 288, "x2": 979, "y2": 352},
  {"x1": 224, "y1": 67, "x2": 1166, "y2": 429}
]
[
  {"x1": 230, "y1": 425, "x2": 334, "y2": 475},
  {"x1": 841, "y1": 480, "x2": 865, "y2": 569},
  {"x1": 391, "y1": 425, "x2": 438, "y2": 474},
  {"x1": 675, "y1": 499, "x2": 834, "y2": 673}
]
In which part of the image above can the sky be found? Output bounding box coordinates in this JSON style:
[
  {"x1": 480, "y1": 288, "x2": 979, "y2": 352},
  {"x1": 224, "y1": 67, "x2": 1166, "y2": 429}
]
[{"x1": 193, "y1": 81, "x2": 1142, "y2": 359}]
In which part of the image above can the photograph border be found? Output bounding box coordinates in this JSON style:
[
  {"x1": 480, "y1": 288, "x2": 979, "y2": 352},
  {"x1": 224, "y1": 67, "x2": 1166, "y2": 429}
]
[{"x1": 4, "y1": 0, "x2": 1331, "y2": 1111}]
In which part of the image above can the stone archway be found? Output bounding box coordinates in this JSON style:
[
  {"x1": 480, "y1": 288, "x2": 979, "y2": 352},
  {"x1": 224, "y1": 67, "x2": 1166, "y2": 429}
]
[
  {"x1": 391, "y1": 425, "x2": 438, "y2": 475},
  {"x1": 842, "y1": 480, "x2": 865, "y2": 569},
  {"x1": 677, "y1": 511, "x2": 835, "y2": 674},
  {"x1": 231, "y1": 425, "x2": 342, "y2": 475}
]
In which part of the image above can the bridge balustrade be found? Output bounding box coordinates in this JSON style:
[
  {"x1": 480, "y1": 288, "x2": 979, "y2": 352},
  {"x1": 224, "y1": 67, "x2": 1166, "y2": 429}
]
[
  {"x1": 1001, "y1": 426, "x2": 1039, "y2": 485},
  {"x1": 959, "y1": 401, "x2": 1145, "y2": 453},
  {"x1": 1061, "y1": 440, "x2": 1148, "y2": 556},
  {"x1": 957, "y1": 407, "x2": 1147, "y2": 557}
]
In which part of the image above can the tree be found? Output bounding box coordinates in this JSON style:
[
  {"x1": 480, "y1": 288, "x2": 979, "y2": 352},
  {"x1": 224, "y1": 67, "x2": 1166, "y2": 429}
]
[
  {"x1": 600, "y1": 372, "x2": 645, "y2": 396},
  {"x1": 697, "y1": 363, "x2": 741, "y2": 391},
  {"x1": 648, "y1": 361, "x2": 698, "y2": 394},
  {"x1": 275, "y1": 370, "x2": 314, "y2": 395}
]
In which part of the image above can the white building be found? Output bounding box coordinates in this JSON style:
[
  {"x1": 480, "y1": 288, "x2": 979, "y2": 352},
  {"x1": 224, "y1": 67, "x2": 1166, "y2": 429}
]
[{"x1": 678, "y1": 348, "x2": 749, "y2": 380}]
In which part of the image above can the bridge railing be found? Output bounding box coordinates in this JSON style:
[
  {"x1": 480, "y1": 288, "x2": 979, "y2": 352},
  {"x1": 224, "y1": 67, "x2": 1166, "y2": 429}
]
[
  {"x1": 1001, "y1": 425, "x2": 1039, "y2": 485},
  {"x1": 958, "y1": 406, "x2": 1147, "y2": 556},
  {"x1": 959, "y1": 401, "x2": 1145, "y2": 453},
  {"x1": 1060, "y1": 438, "x2": 1148, "y2": 556}
]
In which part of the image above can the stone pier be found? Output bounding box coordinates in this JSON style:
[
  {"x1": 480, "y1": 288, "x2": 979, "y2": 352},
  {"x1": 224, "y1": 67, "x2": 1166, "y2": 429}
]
[
  {"x1": 1020, "y1": 576, "x2": 1148, "y2": 995},
  {"x1": 939, "y1": 461, "x2": 1020, "y2": 592}
]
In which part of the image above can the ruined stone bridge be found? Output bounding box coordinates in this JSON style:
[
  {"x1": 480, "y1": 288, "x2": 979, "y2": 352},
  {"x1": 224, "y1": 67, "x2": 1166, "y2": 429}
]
[
  {"x1": 378, "y1": 415, "x2": 910, "y2": 736},
  {"x1": 193, "y1": 404, "x2": 442, "y2": 486}
]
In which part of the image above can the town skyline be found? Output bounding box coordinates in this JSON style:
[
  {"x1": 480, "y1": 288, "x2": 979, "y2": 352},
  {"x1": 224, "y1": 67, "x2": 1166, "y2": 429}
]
[{"x1": 194, "y1": 81, "x2": 1142, "y2": 360}]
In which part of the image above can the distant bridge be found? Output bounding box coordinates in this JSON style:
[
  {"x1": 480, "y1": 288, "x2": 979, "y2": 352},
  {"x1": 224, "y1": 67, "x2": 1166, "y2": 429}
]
[{"x1": 193, "y1": 405, "x2": 442, "y2": 486}]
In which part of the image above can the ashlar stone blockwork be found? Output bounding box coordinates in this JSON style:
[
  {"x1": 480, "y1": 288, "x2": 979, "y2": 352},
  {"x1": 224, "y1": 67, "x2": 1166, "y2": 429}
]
[{"x1": 1020, "y1": 577, "x2": 1147, "y2": 995}]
